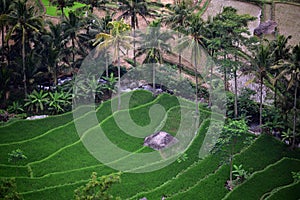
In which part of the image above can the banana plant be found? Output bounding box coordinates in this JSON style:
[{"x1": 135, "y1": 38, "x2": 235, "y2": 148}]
[
  {"x1": 8, "y1": 101, "x2": 24, "y2": 114},
  {"x1": 48, "y1": 91, "x2": 72, "y2": 114},
  {"x1": 24, "y1": 90, "x2": 49, "y2": 114},
  {"x1": 232, "y1": 164, "x2": 249, "y2": 179}
]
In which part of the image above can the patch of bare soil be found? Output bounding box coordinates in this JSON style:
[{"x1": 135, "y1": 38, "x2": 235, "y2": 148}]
[{"x1": 275, "y1": 3, "x2": 300, "y2": 46}]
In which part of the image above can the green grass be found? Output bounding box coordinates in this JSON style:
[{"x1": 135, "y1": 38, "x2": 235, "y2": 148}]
[{"x1": 1, "y1": 90, "x2": 300, "y2": 200}]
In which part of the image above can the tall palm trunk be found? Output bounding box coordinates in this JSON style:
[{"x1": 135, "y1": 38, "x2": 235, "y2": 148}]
[
  {"x1": 234, "y1": 69, "x2": 238, "y2": 118},
  {"x1": 22, "y1": 29, "x2": 27, "y2": 97},
  {"x1": 131, "y1": 7, "x2": 136, "y2": 67},
  {"x1": 178, "y1": 33, "x2": 182, "y2": 80},
  {"x1": 194, "y1": 45, "x2": 199, "y2": 115},
  {"x1": 274, "y1": 80, "x2": 277, "y2": 108},
  {"x1": 224, "y1": 55, "x2": 228, "y2": 91},
  {"x1": 292, "y1": 81, "x2": 298, "y2": 149},
  {"x1": 229, "y1": 137, "x2": 237, "y2": 186},
  {"x1": 133, "y1": 28, "x2": 136, "y2": 67},
  {"x1": 72, "y1": 37, "x2": 75, "y2": 66},
  {"x1": 259, "y1": 73, "x2": 263, "y2": 132},
  {"x1": 54, "y1": 63, "x2": 58, "y2": 86},
  {"x1": 105, "y1": 51, "x2": 109, "y2": 78},
  {"x1": 1, "y1": 25, "x2": 4, "y2": 62},
  {"x1": 152, "y1": 62, "x2": 155, "y2": 92},
  {"x1": 61, "y1": 7, "x2": 65, "y2": 19},
  {"x1": 209, "y1": 50, "x2": 214, "y2": 107},
  {"x1": 117, "y1": 41, "x2": 121, "y2": 110}
]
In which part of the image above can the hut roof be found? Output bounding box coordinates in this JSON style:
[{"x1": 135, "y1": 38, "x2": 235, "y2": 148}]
[
  {"x1": 144, "y1": 131, "x2": 178, "y2": 150},
  {"x1": 254, "y1": 20, "x2": 277, "y2": 36}
]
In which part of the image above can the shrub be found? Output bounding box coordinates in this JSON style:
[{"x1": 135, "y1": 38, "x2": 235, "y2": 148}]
[
  {"x1": 74, "y1": 172, "x2": 121, "y2": 200},
  {"x1": 0, "y1": 178, "x2": 23, "y2": 200}
]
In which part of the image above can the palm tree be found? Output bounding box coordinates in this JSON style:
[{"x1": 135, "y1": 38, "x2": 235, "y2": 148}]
[
  {"x1": 249, "y1": 42, "x2": 274, "y2": 131},
  {"x1": 92, "y1": 14, "x2": 114, "y2": 77},
  {"x1": 209, "y1": 7, "x2": 256, "y2": 118},
  {"x1": 62, "y1": 11, "x2": 84, "y2": 68},
  {"x1": 176, "y1": 14, "x2": 206, "y2": 114},
  {"x1": 0, "y1": 0, "x2": 13, "y2": 61},
  {"x1": 273, "y1": 44, "x2": 300, "y2": 149},
  {"x1": 93, "y1": 20, "x2": 132, "y2": 110},
  {"x1": 136, "y1": 21, "x2": 173, "y2": 91},
  {"x1": 116, "y1": 0, "x2": 161, "y2": 66},
  {"x1": 270, "y1": 34, "x2": 291, "y2": 107},
  {"x1": 5, "y1": 0, "x2": 44, "y2": 97},
  {"x1": 161, "y1": 1, "x2": 194, "y2": 78},
  {"x1": 40, "y1": 22, "x2": 64, "y2": 85}
]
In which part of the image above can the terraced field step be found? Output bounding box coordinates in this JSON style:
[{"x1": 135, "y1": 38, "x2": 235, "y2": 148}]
[
  {"x1": 265, "y1": 181, "x2": 300, "y2": 200},
  {"x1": 16, "y1": 105, "x2": 197, "y2": 193},
  {"x1": 166, "y1": 135, "x2": 299, "y2": 200},
  {"x1": 20, "y1": 115, "x2": 210, "y2": 199},
  {"x1": 223, "y1": 157, "x2": 300, "y2": 200},
  {"x1": 0, "y1": 91, "x2": 209, "y2": 200},
  {"x1": 27, "y1": 94, "x2": 196, "y2": 177}
]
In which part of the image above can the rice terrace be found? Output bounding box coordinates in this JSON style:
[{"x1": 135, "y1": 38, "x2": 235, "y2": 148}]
[{"x1": 0, "y1": 0, "x2": 300, "y2": 199}]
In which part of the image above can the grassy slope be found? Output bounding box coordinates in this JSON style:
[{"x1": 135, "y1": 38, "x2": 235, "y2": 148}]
[
  {"x1": 1, "y1": 90, "x2": 300, "y2": 200},
  {"x1": 166, "y1": 135, "x2": 299, "y2": 200},
  {"x1": 224, "y1": 157, "x2": 300, "y2": 200},
  {"x1": 265, "y1": 181, "x2": 300, "y2": 200}
]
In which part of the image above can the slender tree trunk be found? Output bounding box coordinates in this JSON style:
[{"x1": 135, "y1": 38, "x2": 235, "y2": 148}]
[
  {"x1": 1, "y1": 25, "x2": 4, "y2": 62},
  {"x1": 259, "y1": 73, "x2": 263, "y2": 132},
  {"x1": 22, "y1": 29, "x2": 27, "y2": 97},
  {"x1": 292, "y1": 81, "x2": 298, "y2": 149},
  {"x1": 132, "y1": 10, "x2": 136, "y2": 67},
  {"x1": 234, "y1": 69, "x2": 238, "y2": 118},
  {"x1": 105, "y1": 51, "x2": 108, "y2": 78},
  {"x1": 209, "y1": 51, "x2": 214, "y2": 107},
  {"x1": 194, "y1": 45, "x2": 199, "y2": 115},
  {"x1": 61, "y1": 7, "x2": 64, "y2": 19},
  {"x1": 229, "y1": 154, "x2": 233, "y2": 184},
  {"x1": 54, "y1": 63, "x2": 58, "y2": 86},
  {"x1": 274, "y1": 80, "x2": 277, "y2": 108},
  {"x1": 178, "y1": 33, "x2": 182, "y2": 80},
  {"x1": 152, "y1": 62, "x2": 155, "y2": 92},
  {"x1": 229, "y1": 138, "x2": 237, "y2": 186},
  {"x1": 133, "y1": 28, "x2": 136, "y2": 67},
  {"x1": 6, "y1": 27, "x2": 10, "y2": 65},
  {"x1": 224, "y1": 55, "x2": 227, "y2": 91},
  {"x1": 117, "y1": 41, "x2": 121, "y2": 110},
  {"x1": 72, "y1": 37, "x2": 75, "y2": 67}
]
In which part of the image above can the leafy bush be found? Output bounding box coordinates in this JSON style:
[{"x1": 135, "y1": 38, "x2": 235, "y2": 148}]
[
  {"x1": 74, "y1": 172, "x2": 121, "y2": 200},
  {"x1": 8, "y1": 149, "x2": 27, "y2": 164},
  {"x1": 292, "y1": 171, "x2": 300, "y2": 182},
  {"x1": 226, "y1": 88, "x2": 259, "y2": 121},
  {"x1": 0, "y1": 109, "x2": 9, "y2": 122},
  {"x1": 0, "y1": 178, "x2": 23, "y2": 200}
]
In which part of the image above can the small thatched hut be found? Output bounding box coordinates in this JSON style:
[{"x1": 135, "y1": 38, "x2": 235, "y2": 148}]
[
  {"x1": 254, "y1": 20, "x2": 277, "y2": 36},
  {"x1": 144, "y1": 131, "x2": 178, "y2": 150}
]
